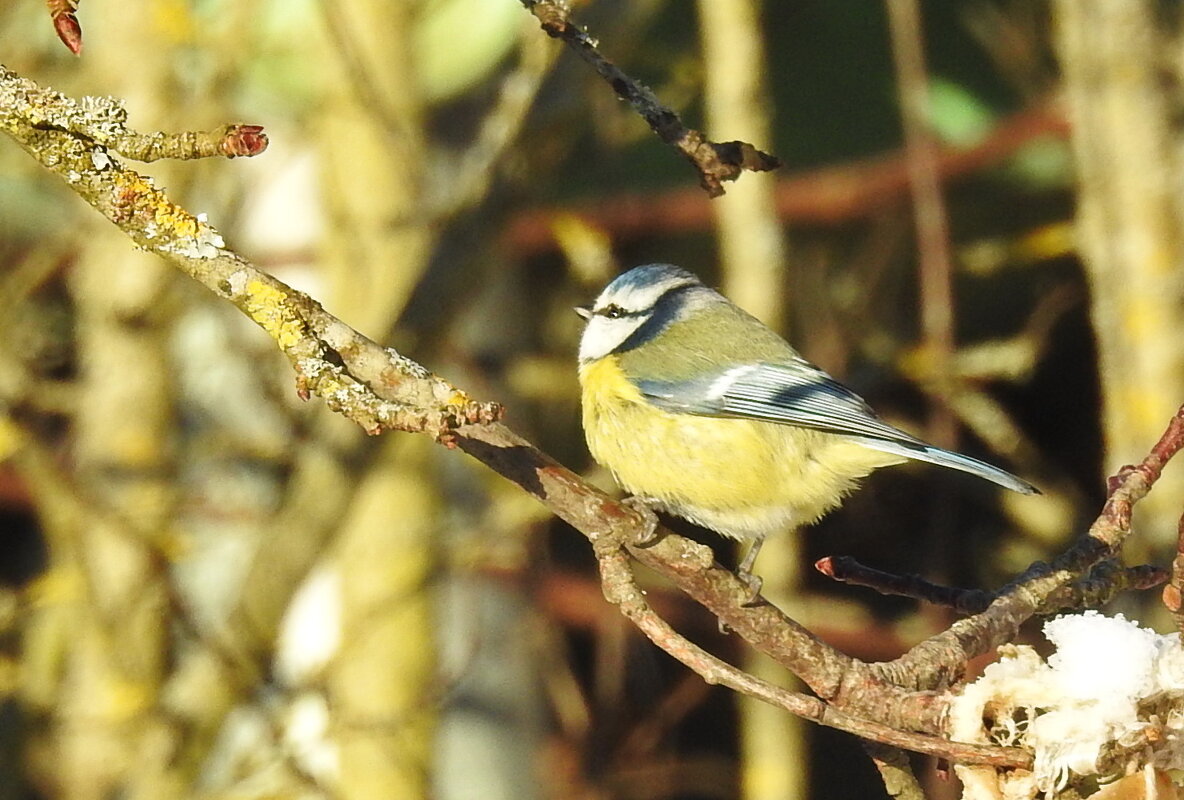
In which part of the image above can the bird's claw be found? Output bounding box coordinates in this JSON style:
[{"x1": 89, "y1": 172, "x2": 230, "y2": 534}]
[
  {"x1": 719, "y1": 567, "x2": 766, "y2": 634},
  {"x1": 737, "y1": 571, "x2": 764, "y2": 607},
  {"x1": 621, "y1": 496, "x2": 662, "y2": 547}
]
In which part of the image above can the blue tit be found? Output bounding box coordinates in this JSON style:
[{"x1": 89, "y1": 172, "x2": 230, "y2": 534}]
[{"x1": 576, "y1": 263, "x2": 1037, "y2": 596}]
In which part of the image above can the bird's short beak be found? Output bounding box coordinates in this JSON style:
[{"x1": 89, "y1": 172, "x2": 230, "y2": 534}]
[{"x1": 574, "y1": 305, "x2": 592, "y2": 320}]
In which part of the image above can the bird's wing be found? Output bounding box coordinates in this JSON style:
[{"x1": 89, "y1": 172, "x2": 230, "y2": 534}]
[
  {"x1": 635, "y1": 361, "x2": 1038, "y2": 494},
  {"x1": 637, "y1": 360, "x2": 921, "y2": 442}
]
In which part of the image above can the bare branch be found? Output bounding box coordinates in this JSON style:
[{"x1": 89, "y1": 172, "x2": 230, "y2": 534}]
[
  {"x1": 595, "y1": 538, "x2": 1029, "y2": 768},
  {"x1": 819, "y1": 555, "x2": 1167, "y2": 616},
  {"x1": 519, "y1": 0, "x2": 780, "y2": 197},
  {"x1": 880, "y1": 404, "x2": 1184, "y2": 699}
]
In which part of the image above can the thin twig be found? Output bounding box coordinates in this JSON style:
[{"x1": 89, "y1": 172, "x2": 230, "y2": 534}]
[
  {"x1": 818, "y1": 555, "x2": 993, "y2": 615},
  {"x1": 820, "y1": 555, "x2": 1166, "y2": 616},
  {"x1": 595, "y1": 542, "x2": 1029, "y2": 768},
  {"x1": 519, "y1": 0, "x2": 779, "y2": 196}
]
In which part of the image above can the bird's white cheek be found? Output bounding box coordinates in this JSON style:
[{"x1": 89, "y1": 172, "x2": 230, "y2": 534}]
[{"x1": 579, "y1": 318, "x2": 640, "y2": 362}]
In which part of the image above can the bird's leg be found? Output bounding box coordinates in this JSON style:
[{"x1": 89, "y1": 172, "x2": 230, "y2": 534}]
[
  {"x1": 621, "y1": 496, "x2": 662, "y2": 547},
  {"x1": 736, "y1": 538, "x2": 765, "y2": 606},
  {"x1": 717, "y1": 539, "x2": 767, "y2": 633}
]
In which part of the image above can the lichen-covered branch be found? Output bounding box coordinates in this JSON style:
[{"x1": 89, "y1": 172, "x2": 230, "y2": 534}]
[
  {"x1": 0, "y1": 65, "x2": 499, "y2": 440},
  {"x1": 519, "y1": 0, "x2": 780, "y2": 197},
  {"x1": 11, "y1": 70, "x2": 266, "y2": 161}
]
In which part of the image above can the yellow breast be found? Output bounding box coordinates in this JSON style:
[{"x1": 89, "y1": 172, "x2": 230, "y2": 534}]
[{"x1": 578, "y1": 356, "x2": 901, "y2": 540}]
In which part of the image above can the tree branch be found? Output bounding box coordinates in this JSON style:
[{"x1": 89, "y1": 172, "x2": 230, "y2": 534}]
[
  {"x1": 2, "y1": 64, "x2": 1173, "y2": 776},
  {"x1": 879, "y1": 404, "x2": 1184, "y2": 699},
  {"x1": 519, "y1": 0, "x2": 780, "y2": 197},
  {"x1": 0, "y1": 66, "x2": 499, "y2": 441},
  {"x1": 818, "y1": 555, "x2": 1167, "y2": 616}
]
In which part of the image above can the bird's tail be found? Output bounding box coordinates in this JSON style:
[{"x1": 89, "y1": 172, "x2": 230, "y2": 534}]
[{"x1": 853, "y1": 437, "x2": 1039, "y2": 495}]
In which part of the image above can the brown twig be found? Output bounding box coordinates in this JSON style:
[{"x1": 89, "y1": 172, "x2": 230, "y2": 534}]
[
  {"x1": 501, "y1": 100, "x2": 1066, "y2": 255},
  {"x1": 46, "y1": 0, "x2": 82, "y2": 55},
  {"x1": 1163, "y1": 511, "x2": 1184, "y2": 636},
  {"x1": 1044, "y1": 560, "x2": 1168, "y2": 611},
  {"x1": 519, "y1": 0, "x2": 779, "y2": 197},
  {"x1": 818, "y1": 555, "x2": 993, "y2": 615},
  {"x1": 820, "y1": 554, "x2": 1167, "y2": 617},
  {"x1": 594, "y1": 539, "x2": 1029, "y2": 768}
]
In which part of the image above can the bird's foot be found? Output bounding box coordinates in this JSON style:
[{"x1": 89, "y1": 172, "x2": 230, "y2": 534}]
[
  {"x1": 718, "y1": 570, "x2": 765, "y2": 634},
  {"x1": 735, "y1": 539, "x2": 766, "y2": 606},
  {"x1": 737, "y1": 570, "x2": 764, "y2": 607},
  {"x1": 621, "y1": 496, "x2": 662, "y2": 547}
]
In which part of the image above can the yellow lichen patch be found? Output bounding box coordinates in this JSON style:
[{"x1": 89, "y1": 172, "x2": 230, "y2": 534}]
[
  {"x1": 243, "y1": 279, "x2": 305, "y2": 351},
  {"x1": 111, "y1": 170, "x2": 200, "y2": 237}
]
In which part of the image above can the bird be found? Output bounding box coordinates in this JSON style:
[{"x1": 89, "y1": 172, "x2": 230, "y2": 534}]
[{"x1": 575, "y1": 263, "x2": 1037, "y2": 599}]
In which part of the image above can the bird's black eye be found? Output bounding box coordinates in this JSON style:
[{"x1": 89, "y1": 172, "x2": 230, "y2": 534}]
[{"x1": 602, "y1": 304, "x2": 626, "y2": 319}]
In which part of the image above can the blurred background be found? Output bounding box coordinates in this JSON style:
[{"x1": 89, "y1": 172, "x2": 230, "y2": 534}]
[{"x1": 1, "y1": 0, "x2": 1182, "y2": 798}]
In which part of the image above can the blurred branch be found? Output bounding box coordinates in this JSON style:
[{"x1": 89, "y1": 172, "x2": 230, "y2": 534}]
[
  {"x1": 694, "y1": 0, "x2": 800, "y2": 795},
  {"x1": 503, "y1": 99, "x2": 1066, "y2": 254},
  {"x1": 437, "y1": 29, "x2": 560, "y2": 218},
  {"x1": 864, "y1": 743, "x2": 926, "y2": 800},
  {"x1": 519, "y1": 0, "x2": 780, "y2": 197},
  {"x1": 1053, "y1": 0, "x2": 1184, "y2": 549},
  {"x1": 317, "y1": 0, "x2": 417, "y2": 142},
  {"x1": 886, "y1": 0, "x2": 957, "y2": 449}
]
